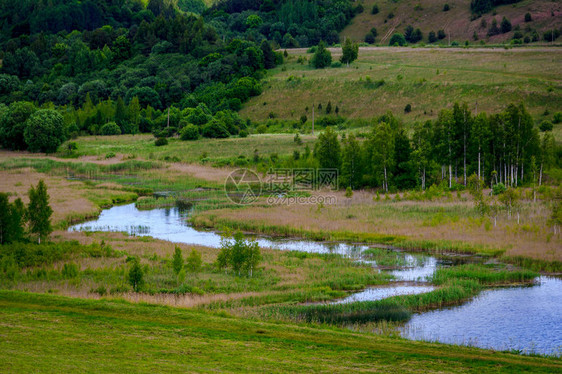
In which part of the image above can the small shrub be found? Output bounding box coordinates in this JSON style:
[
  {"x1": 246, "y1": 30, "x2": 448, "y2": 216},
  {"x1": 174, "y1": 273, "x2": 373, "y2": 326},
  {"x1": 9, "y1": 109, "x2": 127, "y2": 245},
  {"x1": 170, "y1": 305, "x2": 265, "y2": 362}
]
[
  {"x1": 552, "y1": 112, "x2": 562, "y2": 124},
  {"x1": 202, "y1": 120, "x2": 229, "y2": 138},
  {"x1": 155, "y1": 137, "x2": 168, "y2": 146},
  {"x1": 539, "y1": 120, "x2": 553, "y2": 132},
  {"x1": 492, "y1": 183, "x2": 506, "y2": 195},
  {"x1": 404, "y1": 104, "x2": 412, "y2": 113},
  {"x1": 180, "y1": 124, "x2": 199, "y2": 140},
  {"x1": 186, "y1": 249, "x2": 202, "y2": 273},
  {"x1": 371, "y1": 4, "x2": 379, "y2": 14},
  {"x1": 443, "y1": 3, "x2": 450, "y2": 11},
  {"x1": 239, "y1": 130, "x2": 248, "y2": 138},
  {"x1": 100, "y1": 122, "x2": 121, "y2": 136},
  {"x1": 389, "y1": 33, "x2": 406, "y2": 46},
  {"x1": 61, "y1": 262, "x2": 79, "y2": 278},
  {"x1": 524, "y1": 13, "x2": 532, "y2": 22}
]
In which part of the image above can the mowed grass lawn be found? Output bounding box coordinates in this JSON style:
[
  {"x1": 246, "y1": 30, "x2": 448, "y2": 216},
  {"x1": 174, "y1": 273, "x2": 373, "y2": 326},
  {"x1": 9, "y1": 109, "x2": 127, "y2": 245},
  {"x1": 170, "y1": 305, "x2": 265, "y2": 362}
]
[
  {"x1": 241, "y1": 47, "x2": 562, "y2": 133},
  {"x1": 1, "y1": 291, "x2": 561, "y2": 373}
]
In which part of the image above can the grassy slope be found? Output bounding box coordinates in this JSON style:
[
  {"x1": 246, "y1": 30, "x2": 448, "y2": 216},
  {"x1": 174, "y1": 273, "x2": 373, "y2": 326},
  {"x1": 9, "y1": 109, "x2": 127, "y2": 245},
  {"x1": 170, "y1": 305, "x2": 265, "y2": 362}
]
[
  {"x1": 240, "y1": 47, "x2": 562, "y2": 136},
  {"x1": 342, "y1": 0, "x2": 562, "y2": 44},
  {"x1": 0, "y1": 291, "x2": 560, "y2": 373}
]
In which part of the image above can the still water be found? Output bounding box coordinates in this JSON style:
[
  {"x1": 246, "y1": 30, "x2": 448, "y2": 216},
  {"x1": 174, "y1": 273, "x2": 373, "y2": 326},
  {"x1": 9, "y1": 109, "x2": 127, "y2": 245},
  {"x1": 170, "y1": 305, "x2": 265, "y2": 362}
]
[{"x1": 70, "y1": 204, "x2": 562, "y2": 355}]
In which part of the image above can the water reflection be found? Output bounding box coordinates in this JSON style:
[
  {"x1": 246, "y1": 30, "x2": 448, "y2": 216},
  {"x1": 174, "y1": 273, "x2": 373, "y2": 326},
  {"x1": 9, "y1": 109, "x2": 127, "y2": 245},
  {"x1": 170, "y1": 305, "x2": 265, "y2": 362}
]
[{"x1": 401, "y1": 277, "x2": 562, "y2": 355}]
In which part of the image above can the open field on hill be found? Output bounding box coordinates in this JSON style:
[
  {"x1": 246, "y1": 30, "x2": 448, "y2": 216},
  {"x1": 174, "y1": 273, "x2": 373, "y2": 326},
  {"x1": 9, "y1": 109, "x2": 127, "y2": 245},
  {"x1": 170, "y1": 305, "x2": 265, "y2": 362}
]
[
  {"x1": 341, "y1": 0, "x2": 562, "y2": 44},
  {"x1": 240, "y1": 47, "x2": 562, "y2": 135},
  {"x1": 1, "y1": 291, "x2": 560, "y2": 373}
]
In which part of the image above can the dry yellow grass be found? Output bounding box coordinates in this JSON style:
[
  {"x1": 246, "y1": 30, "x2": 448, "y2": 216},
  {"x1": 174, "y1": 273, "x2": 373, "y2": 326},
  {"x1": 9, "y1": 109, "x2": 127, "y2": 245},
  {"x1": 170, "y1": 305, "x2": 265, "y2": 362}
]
[
  {"x1": 0, "y1": 168, "x2": 100, "y2": 223},
  {"x1": 194, "y1": 189, "x2": 562, "y2": 262}
]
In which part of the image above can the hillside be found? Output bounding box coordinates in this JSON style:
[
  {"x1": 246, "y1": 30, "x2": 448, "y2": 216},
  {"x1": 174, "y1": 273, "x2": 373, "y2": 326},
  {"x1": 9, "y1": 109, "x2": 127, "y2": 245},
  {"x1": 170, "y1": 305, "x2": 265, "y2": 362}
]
[
  {"x1": 341, "y1": 0, "x2": 562, "y2": 44},
  {"x1": 240, "y1": 47, "x2": 562, "y2": 140}
]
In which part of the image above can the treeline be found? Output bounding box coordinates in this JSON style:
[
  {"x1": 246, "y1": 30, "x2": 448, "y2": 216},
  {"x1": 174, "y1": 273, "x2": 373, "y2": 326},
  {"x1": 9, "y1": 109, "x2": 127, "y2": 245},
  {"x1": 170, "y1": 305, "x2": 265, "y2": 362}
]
[
  {"x1": 208, "y1": 0, "x2": 357, "y2": 47},
  {"x1": 313, "y1": 103, "x2": 559, "y2": 192}
]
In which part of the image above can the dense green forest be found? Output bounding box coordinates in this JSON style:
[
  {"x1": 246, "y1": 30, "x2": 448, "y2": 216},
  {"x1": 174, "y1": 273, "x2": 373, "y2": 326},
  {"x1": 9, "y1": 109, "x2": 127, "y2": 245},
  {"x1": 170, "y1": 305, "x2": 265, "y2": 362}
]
[
  {"x1": 0, "y1": 0, "x2": 288, "y2": 149},
  {"x1": 0, "y1": 0, "x2": 362, "y2": 151},
  {"x1": 207, "y1": 0, "x2": 357, "y2": 47}
]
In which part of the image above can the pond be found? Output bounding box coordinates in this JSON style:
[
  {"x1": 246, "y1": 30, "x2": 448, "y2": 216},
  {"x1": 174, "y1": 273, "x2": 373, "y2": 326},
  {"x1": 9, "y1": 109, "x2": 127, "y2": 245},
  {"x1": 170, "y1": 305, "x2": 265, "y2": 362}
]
[{"x1": 69, "y1": 203, "x2": 562, "y2": 355}]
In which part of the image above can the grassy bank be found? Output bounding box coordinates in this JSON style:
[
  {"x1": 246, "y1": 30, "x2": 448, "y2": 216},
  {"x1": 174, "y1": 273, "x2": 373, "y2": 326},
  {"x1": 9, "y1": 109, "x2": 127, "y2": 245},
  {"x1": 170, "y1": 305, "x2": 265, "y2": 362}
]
[
  {"x1": 190, "y1": 191, "x2": 561, "y2": 270},
  {"x1": 261, "y1": 265, "x2": 537, "y2": 326},
  {"x1": 0, "y1": 232, "x2": 391, "y2": 307},
  {"x1": 0, "y1": 290, "x2": 560, "y2": 373}
]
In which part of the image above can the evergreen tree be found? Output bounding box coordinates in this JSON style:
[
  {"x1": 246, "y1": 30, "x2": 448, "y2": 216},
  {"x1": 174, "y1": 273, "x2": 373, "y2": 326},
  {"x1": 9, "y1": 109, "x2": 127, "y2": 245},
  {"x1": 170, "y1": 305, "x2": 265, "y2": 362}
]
[
  {"x1": 8, "y1": 198, "x2": 26, "y2": 244},
  {"x1": 0, "y1": 193, "x2": 10, "y2": 245},
  {"x1": 115, "y1": 96, "x2": 128, "y2": 131},
  {"x1": 128, "y1": 258, "x2": 144, "y2": 292},
  {"x1": 27, "y1": 180, "x2": 52, "y2": 244},
  {"x1": 260, "y1": 40, "x2": 276, "y2": 69},
  {"x1": 393, "y1": 127, "x2": 416, "y2": 189},
  {"x1": 172, "y1": 246, "x2": 183, "y2": 276},
  {"x1": 128, "y1": 96, "x2": 141, "y2": 134},
  {"x1": 311, "y1": 41, "x2": 332, "y2": 69}
]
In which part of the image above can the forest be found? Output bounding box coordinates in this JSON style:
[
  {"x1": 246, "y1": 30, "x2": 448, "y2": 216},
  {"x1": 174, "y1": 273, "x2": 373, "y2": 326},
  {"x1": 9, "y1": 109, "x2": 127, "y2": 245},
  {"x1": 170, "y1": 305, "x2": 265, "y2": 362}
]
[{"x1": 0, "y1": 0, "x2": 286, "y2": 150}]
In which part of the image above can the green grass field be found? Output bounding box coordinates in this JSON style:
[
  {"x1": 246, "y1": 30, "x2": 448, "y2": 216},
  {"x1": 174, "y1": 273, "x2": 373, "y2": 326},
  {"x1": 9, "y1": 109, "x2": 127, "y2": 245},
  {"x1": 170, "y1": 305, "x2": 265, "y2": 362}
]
[
  {"x1": 241, "y1": 47, "x2": 562, "y2": 138},
  {"x1": 67, "y1": 133, "x2": 316, "y2": 165},
  {"x1": 1, "y1": 291, "x2": 560, "y2": 373}
]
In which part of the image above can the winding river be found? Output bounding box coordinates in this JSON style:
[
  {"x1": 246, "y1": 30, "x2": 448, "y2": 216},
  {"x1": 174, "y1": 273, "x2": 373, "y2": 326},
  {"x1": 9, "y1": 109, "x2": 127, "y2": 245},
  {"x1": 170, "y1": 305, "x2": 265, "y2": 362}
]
[{"x1": 69, "y1": 203, "x2": 562, "y2": 356}]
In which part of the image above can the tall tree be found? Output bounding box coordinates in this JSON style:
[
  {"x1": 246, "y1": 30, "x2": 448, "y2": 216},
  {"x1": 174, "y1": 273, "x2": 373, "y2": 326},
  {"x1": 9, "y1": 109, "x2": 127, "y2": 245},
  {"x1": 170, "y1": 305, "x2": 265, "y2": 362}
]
[
  {"x1": 412, "y1": 121, "x2": 432, "y2": 190},
  {"x1": 471, "y1": 112, "x2": 490, "y2": 181},
  {"x1": 435, "y1": 109, "x2": 455, "y2": 188},
  {"x1": 260, "y1": 40, "x2": 276, "y2": 69},
  {"x1": 371, "y1": 121, "x2": 394, "y2": 192},
  {"x1": 115, "y1": 96, "x2": 128, "y2": 131},
  {"x1": 0, "y1": 193, "x2": 10, "y2": 245},
  {"x1": 452, "y1": 103, "x2": 472, "y2": 186},
  {"x1": 539, "y1": 132, "x2": 556, "y2": 186},
  {"x1": 172, "y1": 246, "x2": 183, "y2": 276},
  {"x1": 340, "y1": 38, "x2": 358, "y2": 67},
  {"x1": 27, "y1": 180, "x2": 52, "y2": 244},
  {"x1": 128, "y1": 96, "x2": 141, "y2": 134},
  {"x1": 393, "y1": 127, "x2": 416, "y2": 189},
  {"x1": 23, "y1": 109, "x2": 66, "y2": 153},
  {"x1": 311, "y1": 41, "x2": 332, "y2": 69},
  {"x1": 314, "y1": 127, "x2": 341, "y2": 170},
  {"x1": 341, "y1": 134, "x2": 362, "y2": 189}
]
